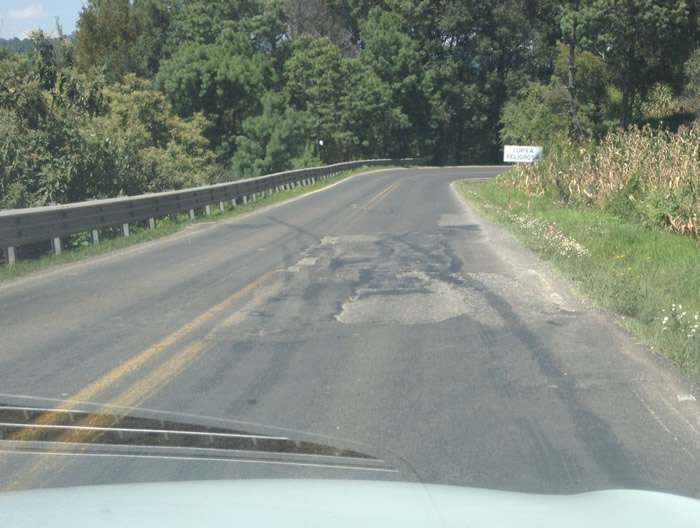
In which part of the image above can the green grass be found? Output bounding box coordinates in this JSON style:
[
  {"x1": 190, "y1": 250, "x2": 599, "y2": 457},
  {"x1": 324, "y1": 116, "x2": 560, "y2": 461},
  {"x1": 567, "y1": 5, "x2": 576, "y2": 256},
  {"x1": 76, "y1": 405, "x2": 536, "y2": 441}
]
[
  {"x1": 457, "y1": 179, "x2": 700, "y2": 383},
  {"x1": 1, "y1": 166, "x2": 400, "y2": 283}
]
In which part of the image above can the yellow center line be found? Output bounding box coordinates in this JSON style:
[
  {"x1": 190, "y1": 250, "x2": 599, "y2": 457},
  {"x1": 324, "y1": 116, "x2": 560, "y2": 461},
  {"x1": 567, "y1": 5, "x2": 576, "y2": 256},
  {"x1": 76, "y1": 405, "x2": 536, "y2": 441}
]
[
  {"x1": 6, "y1": 340, "x2": 211, "y2": 490},
  {"x1": 361, "y1": 181, "x2": 401, "y2": 210},
  {"x1": 4, "y1": 271, "x2": 286, "y2": 490},
  {"x1": 336, "y1": 180, "x2": 403, "y2": 231},
  {"x1": 219, "y1": 280, "x2": 283, "y2": 328},
  {"x1": 9, "y1": 270, "x2": 277, "y2": 440}
]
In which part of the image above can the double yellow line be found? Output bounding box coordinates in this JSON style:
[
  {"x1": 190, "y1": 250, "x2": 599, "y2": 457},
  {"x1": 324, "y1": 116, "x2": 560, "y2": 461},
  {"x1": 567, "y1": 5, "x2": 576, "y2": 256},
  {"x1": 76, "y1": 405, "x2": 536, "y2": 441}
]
[
  {"x1": 361, "y1": 181, "x2": 401, "y2": 210},
  {"x1": 5, "y1": 177, "x2": 405, "y2": 489},
  {"x1": 5, "y1": 270, "x2": 280, "y2": 489}
]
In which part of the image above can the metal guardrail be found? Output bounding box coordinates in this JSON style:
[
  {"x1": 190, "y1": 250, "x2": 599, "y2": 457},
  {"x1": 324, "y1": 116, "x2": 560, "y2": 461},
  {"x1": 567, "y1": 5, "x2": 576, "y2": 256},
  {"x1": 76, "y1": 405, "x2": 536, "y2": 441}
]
[{"x1": 0, "y1": 159, "x2": 422, "y2": 264}]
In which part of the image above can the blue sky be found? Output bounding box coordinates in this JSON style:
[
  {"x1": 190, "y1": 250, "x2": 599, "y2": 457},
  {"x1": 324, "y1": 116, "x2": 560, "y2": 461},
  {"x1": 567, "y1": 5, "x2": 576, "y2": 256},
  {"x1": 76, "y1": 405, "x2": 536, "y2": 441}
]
[{"x1": 1, "y1": 2, "x2": 86, "y2": 39}]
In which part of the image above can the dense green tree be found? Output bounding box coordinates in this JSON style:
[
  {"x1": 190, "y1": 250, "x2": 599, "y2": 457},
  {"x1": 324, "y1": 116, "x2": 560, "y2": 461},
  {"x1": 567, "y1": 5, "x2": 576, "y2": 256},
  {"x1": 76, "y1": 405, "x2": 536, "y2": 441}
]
[
  {"x1": 76, "y1": 0, "x2": 135, "y2": 81},
  {"x1": 553, "y1": 44, "x2": 620, "y2": 133},
  {"x1": 284, "y1": 0, "x2": 358, "y2": 56},
  {"x1": 93, "y1": 75, "x2": 215, "y2": 195},
  {"x1": 0, "y1": 33, "x2": 212, "y2": 208},
  {"x1": 284, "y1": 36, "x2": 344, "y2": 159},
  {"x1": 680, "y1": 48, "x2": 700, "y2": 118},
  {"x1": 359, "y1": 7, "x2": 429, "y2": 156},
  {"x1": 156, "y1": 28, "x2": 270, "y2": 161},
  {"x1": 581, "y1": 0, "x2": 696, "y2": 127},
  {"x1": 162, "y1": 0, "x2": 257, "y2": 55},
  {"x1": 336, "y1": 59, "x2": 409, "y2": 159},
  {"x1": 4, "y1": 0, "x2": 700, "y2": 208},
  {"x1": 500, "y1": 82, "x2": 569, "y2": 145},
  {"x1": 0, "y1": 38, "x2": 35, "y2": 55},
  {"x1": 231, "y1": 92, "x2": 315, "y2": 177},
  {"x1": 76, "y1": 0, "x2": 173, "y2": 81}
]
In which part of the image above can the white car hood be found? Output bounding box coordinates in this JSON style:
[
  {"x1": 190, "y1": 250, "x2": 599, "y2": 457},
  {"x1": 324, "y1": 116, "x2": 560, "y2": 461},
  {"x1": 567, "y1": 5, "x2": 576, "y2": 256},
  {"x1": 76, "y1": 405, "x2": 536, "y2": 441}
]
[{"x1": 1, "y1": 479, "x2": 699, "y2": 527}]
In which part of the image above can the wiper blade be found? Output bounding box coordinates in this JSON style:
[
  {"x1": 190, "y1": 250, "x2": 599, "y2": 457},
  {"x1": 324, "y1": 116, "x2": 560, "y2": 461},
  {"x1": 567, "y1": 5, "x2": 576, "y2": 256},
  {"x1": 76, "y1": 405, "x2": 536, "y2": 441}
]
[{"x1": 0, "y1": 403, "x2": 391, "y2": 472}]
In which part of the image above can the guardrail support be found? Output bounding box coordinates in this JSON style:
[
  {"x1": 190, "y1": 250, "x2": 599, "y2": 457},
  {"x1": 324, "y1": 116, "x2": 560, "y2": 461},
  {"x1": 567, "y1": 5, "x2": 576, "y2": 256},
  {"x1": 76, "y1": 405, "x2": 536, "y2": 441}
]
[
  {"x1": 242, "y1": 196, "x2": 247, "y2": 205},
  {"x1": 219, "y1": 201, "x2": 225, "y2": 211},
  {"x1": 90, "y1": 229, "x2": 100, "y2": 245},
  {"x1": 231, "y1": 198, "x2": 236, "y2": 208},
  {"x1": 205, "y1": 205, "x2": 212, "y2": 216},
  {"x1": 148, "y1": 218, "x2": 155, "y2": 230},
  {"x1": 5, "y1": 246, "x2": 16, "y2": 265},
  {"x1": 51, "y1": 237, "x2": 62, "y2": 256},
  {"x1": 188, "y1": 209, "x2": 195, "y2": 220},
  {"x1": 121, "y1": 223, "x2": 130, "y2": 238}
]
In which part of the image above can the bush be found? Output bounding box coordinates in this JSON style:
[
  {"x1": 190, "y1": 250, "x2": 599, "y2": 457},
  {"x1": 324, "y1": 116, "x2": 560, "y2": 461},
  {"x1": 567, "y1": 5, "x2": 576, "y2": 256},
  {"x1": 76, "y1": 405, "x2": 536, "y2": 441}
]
[{"x1": 499, "y1": 125, "x2": 700, "y2": 237}]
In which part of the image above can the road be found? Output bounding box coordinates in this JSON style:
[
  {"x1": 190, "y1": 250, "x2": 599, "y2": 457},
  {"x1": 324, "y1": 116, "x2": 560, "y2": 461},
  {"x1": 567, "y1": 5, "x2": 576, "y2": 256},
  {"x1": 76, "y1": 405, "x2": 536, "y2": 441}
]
[{"x1": 1, "y1": 167, "x2": 699, "y2": 496}]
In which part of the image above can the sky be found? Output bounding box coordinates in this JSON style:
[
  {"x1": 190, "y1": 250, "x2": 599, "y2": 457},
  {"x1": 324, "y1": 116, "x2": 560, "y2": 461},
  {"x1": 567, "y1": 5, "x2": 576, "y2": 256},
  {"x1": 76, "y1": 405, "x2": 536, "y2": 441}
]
[{"x1": 0, "y1": 1, "x2": 86, "y2": 39}]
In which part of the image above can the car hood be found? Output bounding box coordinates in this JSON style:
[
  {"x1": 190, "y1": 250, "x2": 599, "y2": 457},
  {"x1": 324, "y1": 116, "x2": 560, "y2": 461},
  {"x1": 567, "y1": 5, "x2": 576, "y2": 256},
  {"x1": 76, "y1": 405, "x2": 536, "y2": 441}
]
[{"x1": 1, "y1": 478, "x2": 699, "y2": 528}]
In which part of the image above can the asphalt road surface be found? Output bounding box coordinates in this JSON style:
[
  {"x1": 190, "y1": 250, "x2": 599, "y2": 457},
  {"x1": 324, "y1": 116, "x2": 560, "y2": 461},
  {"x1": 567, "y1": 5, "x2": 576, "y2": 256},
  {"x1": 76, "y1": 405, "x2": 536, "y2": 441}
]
[{"x1": 1, "y1": 167, "x2": 698, "y2": 496}]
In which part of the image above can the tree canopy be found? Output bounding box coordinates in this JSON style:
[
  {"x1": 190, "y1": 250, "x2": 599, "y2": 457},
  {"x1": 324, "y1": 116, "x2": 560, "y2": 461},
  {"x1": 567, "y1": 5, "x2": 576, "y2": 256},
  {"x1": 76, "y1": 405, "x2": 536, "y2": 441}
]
[{"x1": 1, "y1": 0, "x2": 698, "y2": 206}]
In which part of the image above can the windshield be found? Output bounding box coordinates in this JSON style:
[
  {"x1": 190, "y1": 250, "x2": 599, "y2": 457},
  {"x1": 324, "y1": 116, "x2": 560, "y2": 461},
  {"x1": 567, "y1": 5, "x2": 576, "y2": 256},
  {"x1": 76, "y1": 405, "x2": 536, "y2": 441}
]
[{"x1": 1, "y1": 0, "x2": 699, "y2": 509}]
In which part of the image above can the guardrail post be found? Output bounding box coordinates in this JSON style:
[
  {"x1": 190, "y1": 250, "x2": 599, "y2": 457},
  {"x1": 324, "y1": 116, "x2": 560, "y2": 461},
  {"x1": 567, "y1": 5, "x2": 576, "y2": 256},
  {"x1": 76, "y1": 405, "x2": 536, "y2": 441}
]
[
  {"x1": 148, "y1": 218, "x2": 155, "y2": 230},
  {"x1": 90, "y1": 229, "x2": 100, "y2": 245},
  {"x1": 251, "y1": 193, "x2": 257, "y2": 202},
  {"x1": 170, "y1": 214, "x2": 177, "y2": 222},
  {"x1": 205, "y1": 205, "x2": 212, "y2": 216},
  {"x1": 121, "y1": 223, "x2": 130, "y2": 237},
  {"x1": 242, "y1": 196, "x2": 247, "y2": 205},
  {"x1": 219, "y1": 201, "x2": 225, "y2": 211},
  {"x1": 51, "y1": 237, "x2": 62, "y2": 256},
  {"x1": 5, "y1": 246, "x2": 16, "y2": 265},
  {"x1": 231, "y1": 198, "x2": 236, "y2": 208},
  {"x1": 188, "y1": 209, "x2": 195, "y2": 220}
]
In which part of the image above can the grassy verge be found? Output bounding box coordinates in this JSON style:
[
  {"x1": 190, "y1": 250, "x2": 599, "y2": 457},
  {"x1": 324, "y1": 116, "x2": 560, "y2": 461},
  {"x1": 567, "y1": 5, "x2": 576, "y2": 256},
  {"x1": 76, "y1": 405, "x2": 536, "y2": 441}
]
[
  {"x1": 457, "y1": 178, "x2": 700, "y2": 383},
  {"x1": 0, "y1": 166, "x2": 399, "y2": 283}
]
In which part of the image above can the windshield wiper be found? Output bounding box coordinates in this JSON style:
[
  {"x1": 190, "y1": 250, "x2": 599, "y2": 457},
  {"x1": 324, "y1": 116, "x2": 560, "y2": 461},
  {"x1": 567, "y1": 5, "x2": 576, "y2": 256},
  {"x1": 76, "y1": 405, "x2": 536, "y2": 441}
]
[{"x1": 0, "y1": 403, "x2": 395, "y2": 473}]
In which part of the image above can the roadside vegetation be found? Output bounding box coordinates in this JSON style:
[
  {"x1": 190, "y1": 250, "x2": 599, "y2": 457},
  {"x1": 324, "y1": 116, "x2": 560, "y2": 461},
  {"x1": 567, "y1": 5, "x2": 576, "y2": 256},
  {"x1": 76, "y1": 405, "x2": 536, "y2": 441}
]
[
  {"x1": 2, "y1": 1, "x2": 697, "y2": 211},
  {"x1": 458, "y1": 173, "x2": 699, "y2": 384},
  {"x1": 499, "y1": 126, "x2": 699, "y2": 236},
  {"x1": 470, "y1": 3, "x2": 699, "y2": 382}
]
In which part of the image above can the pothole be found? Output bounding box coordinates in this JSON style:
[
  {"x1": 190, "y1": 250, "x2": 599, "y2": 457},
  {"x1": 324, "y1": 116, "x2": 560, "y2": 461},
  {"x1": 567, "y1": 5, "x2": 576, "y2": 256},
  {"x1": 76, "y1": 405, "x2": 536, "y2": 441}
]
[{"x1": 335, "y1": 271, "x2": 504, "y2": 325}]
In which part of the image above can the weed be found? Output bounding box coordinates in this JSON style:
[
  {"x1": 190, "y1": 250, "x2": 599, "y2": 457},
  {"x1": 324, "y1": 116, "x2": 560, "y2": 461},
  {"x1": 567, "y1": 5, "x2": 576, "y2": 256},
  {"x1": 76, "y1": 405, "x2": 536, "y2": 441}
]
[{"x1": 498, "y1": 125, "x2": 700, "y2": 236}]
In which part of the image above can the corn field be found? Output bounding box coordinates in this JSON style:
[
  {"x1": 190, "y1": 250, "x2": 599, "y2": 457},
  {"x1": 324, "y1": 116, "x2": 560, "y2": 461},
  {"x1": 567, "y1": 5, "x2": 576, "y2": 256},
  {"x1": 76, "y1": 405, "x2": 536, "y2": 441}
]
[{"x1": 499, "y1": 125, "x2": 700, "y2": 236}]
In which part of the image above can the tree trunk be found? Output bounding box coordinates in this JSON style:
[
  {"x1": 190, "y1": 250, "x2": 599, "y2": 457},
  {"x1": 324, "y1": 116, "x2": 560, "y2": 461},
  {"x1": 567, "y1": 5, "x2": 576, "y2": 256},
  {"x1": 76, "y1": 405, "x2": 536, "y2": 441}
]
[
  {"x1": 567, "y1": 19, "x2": 585, "y2": 143},
  {"x1": 621, "y1": 59, "x2": 632, "y2": 129}
]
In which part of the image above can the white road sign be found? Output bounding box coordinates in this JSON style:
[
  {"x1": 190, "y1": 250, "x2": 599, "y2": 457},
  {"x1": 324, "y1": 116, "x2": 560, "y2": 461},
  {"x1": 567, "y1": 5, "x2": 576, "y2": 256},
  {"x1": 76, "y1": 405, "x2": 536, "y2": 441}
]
[{"x1": 503, "y1": 145, "x2": 543, "y2": 163}]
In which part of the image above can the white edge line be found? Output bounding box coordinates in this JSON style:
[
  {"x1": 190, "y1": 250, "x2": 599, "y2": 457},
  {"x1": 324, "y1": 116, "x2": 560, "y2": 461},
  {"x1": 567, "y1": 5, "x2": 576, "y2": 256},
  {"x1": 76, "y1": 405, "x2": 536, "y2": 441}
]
[{"x1": 0, "y1": 168, "x2": 403, "y2": 290}]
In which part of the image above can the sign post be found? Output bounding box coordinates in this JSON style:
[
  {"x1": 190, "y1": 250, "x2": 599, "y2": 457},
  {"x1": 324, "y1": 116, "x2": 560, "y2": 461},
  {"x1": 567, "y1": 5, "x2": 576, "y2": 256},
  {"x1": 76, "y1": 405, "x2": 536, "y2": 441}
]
[{"x1": 503, "y1": 145, "x2": 543, "y2": 163}]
